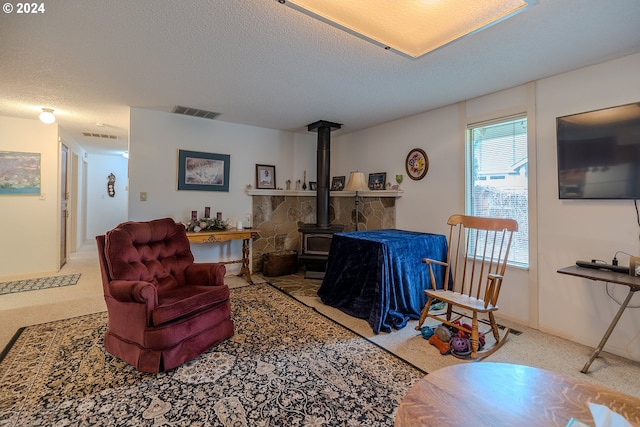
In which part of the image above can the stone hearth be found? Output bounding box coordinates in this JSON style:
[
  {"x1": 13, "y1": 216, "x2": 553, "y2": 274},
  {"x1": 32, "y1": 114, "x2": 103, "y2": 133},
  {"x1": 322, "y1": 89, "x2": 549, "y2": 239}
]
[{"x1": 250, "y1": 193, "x2": 397, "y2": 272}]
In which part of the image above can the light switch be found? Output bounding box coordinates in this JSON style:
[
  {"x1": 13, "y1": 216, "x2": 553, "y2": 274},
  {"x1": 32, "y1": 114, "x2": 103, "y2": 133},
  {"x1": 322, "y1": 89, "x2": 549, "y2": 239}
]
[{"x1": 140, "y1": 192, "x2": 147, "y2": 201}]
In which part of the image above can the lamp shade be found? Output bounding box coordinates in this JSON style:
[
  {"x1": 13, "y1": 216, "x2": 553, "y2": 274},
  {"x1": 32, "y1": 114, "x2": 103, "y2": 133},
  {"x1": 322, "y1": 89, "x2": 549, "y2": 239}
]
[{"x1": 344, "y1": 171, "x2": 369, "y2": 192}]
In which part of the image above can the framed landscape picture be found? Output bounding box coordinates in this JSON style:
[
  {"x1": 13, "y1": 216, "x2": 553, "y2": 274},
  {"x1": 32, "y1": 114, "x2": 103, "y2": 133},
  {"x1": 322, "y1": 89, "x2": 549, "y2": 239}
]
[
  {"x1": 256, "y1": 164, "x2": 276, "y2": 189},
  {"x1": 177, "y1": 150, "x2": 230, "y2": 192},
  {"x1": 0, "y1": 151, "x2": 41, "y2": 195}
]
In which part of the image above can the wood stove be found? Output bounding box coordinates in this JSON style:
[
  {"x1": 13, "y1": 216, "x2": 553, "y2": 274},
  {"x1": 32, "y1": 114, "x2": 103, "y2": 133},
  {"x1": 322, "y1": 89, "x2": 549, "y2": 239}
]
[{"x1": 298, "y1": 120, "x2": 344, "y2": 279}]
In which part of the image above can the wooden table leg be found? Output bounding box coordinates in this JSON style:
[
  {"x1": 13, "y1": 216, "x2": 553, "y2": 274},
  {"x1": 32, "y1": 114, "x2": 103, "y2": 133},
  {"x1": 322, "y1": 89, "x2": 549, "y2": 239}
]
[{"x1": 238, "y1": 237, "x2": 253, "y2": 284}]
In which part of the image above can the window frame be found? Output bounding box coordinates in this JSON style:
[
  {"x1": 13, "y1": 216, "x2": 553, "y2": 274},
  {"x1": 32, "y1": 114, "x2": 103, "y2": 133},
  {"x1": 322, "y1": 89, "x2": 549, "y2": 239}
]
[{"x1": 465, "y1": 114, "x2": 529, "y2": 268}]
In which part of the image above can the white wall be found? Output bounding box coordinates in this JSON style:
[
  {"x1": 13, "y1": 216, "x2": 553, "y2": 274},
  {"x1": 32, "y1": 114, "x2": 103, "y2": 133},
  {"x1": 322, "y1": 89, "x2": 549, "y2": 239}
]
[
  {"x1": 330, "y1": 53, "x2": 640, "y2": 361},
  {"x1": 0, "y1": 116, "x2": 60, "y2": 277},
  {"x1": 333, "y1": 103, "x2": 464, "y2": 231},
  {"x1": 536, "y1": 53, "x2": 640, "y2": 359},
  {"x1": 128, "y1": 108, "x2": 316, "y2": 269},
  {"x1": 86, "y1": 153, "x2": 129, "y2": 240}
]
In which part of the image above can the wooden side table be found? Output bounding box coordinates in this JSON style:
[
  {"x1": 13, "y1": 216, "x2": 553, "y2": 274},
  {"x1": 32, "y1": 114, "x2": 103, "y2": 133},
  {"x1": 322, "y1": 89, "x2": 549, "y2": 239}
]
[
  {"x1": 395, "y1": 362, "x2": 640, "y2": 427},
  {"x1": 187, "y1": 229, "x2": 258, "y2": 284}
]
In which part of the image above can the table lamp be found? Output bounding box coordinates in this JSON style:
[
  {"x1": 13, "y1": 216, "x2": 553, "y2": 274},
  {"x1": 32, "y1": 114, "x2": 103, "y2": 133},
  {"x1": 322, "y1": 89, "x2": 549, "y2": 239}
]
[{"x1": 344, "y1": 171, "x2": 369, "y2": 230}]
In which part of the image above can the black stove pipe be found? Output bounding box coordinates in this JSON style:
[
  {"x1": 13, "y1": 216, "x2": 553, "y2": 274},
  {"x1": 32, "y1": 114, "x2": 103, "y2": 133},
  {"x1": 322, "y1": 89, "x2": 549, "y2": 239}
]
[{"x1": 307, "y1": 120, "x2": 342, "y2": 229}]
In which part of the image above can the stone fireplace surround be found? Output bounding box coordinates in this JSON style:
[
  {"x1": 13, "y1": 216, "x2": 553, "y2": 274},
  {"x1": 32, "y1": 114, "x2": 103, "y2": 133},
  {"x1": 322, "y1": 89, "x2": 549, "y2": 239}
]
[{"x1": 249, "y1": 190, "x2": 401, "y2": 272}]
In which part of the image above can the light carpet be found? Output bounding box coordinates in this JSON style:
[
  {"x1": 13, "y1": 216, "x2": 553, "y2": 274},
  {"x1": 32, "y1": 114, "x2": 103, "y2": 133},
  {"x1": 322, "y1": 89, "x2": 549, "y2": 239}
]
[
  {"x1": 264, "y1": 273, "x2": 640, "y2": 398},
  {"x1": 0, "y1": 283, "x2": 425, "y2": 426},
  {"x1": 292, "y1": 292, "x2": 640, "y2": 398},
  {"x1": 0, "y1": 274, "x2": 81, "y2": 295}
]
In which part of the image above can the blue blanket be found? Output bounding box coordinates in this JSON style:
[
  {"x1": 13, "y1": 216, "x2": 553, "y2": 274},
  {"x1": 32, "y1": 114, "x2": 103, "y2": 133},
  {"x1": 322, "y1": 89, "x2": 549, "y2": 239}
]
[{"x1": 318, "y1": 229, "x2": 449, "y2": 334}]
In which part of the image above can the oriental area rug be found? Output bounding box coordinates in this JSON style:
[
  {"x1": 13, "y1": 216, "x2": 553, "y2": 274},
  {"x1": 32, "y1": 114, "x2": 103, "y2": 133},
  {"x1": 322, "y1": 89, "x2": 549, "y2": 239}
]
[
  {"x1": 0, "y1": 283, "x2": 425, "y2": 427},
  {"x1": 0, "y1": 274, "x2": 81, "y2": 295}
]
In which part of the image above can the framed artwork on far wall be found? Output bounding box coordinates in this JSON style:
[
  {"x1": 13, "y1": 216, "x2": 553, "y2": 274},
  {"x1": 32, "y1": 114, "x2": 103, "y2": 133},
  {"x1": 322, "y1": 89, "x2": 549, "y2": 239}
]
[
  {"x1": 178, "y1": 150, "x2": 230, "y2": 192},
  {"x1": 256, "y1": 164, "x2": 276, "y2": 189},
  {"x1": 368, "y1": 172, "x2": 386, "y2": 190},
  {"x1": 0, "y1": 151, "x2": 41, "y2": 195}
]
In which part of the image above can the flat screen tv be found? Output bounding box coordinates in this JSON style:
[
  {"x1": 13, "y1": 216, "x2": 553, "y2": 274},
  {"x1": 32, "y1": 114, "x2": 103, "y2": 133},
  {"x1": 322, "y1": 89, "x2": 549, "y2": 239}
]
[{"x1": 556, "y1": 102, "x2": 640, "y2": 199}]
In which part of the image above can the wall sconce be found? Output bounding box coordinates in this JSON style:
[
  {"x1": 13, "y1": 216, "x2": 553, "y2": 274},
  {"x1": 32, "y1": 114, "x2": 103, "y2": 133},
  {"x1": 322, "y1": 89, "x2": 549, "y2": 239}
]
[
  {"x1": 344, "y1": 171, "x2": 369, "y2": 231},
  {"x1": 39, "y1": 108, "x2": 56, "y2": 124}
]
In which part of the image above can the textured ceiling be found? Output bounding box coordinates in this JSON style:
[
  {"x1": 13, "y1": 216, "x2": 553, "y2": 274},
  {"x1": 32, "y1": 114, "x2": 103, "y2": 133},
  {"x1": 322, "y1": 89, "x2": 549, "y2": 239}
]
[{"x1": 1, "y1": 0, "x2": 639, "y2": 155}]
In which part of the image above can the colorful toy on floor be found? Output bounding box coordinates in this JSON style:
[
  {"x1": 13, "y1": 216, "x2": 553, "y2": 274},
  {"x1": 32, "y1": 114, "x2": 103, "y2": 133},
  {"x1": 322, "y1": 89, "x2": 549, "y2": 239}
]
[
  {"x1": 434, "y1": 325, "x2": 452, "y2": 343},
  {"x1": 450, "y1": 336, "x2": 470, "y2": 354},
  {"x1": 420, "y1": 326, "x2": 434, "y2": 339},
  {"x1": 428, "y1": 334, "x2": 451, "y2": 355},
  {"x1": 422, "y1": 322, "x2": 488, "y2": 358}
]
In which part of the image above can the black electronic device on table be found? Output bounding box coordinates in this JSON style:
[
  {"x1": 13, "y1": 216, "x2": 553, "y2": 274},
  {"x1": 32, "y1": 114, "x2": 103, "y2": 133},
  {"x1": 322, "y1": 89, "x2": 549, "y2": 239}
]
[{"x1": 575, "y1": 260, "x2": 629, "y2": 274}]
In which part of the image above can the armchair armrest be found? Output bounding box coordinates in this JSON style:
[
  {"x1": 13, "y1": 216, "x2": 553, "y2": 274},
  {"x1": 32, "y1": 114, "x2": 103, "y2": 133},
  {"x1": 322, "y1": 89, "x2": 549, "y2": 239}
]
[
  {"x1": 484, "y1": 273, "x2": 504, "y2": 307},
  {"x1": 185, "y1": 262, "x2": 226, "y2": 286},
  {"x1": 422, "y1": 257, "x2": 448, "y2": 267},
  {"x1": 108, "y1": 280, "x2": 158, "y2": 305},
  {"x1": 422, "y1": 257, "x2": 448, "y2": 290}
]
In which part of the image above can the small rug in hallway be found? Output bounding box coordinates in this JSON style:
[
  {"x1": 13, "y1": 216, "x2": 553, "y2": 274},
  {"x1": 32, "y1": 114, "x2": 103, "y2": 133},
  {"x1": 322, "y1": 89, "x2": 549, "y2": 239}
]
[
  {"x1": 0, "y1": 283, "x2": 425, "y2": 426},
  {"x1": 0, "y1": 274, "x2": 81, "y2": 295}
]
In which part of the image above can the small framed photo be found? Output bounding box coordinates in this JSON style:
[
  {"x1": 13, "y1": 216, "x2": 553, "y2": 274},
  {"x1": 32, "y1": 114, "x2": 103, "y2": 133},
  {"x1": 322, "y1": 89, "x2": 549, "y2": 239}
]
[
  {"x1": 309, "y1": 181, "x2": 317, "y2": 190},
  {"x1": 331, "y1": 176, "x2": 345, "y2": 191},
  {"x1": 256, "y1": 164, "x2": 276, "y2": 189},
  {"x1": 368, "y1": 172, "x2": 386, "y2": 190},
  {"x1": 178, "y1": 150, "x2": 230, "y2": 192}
]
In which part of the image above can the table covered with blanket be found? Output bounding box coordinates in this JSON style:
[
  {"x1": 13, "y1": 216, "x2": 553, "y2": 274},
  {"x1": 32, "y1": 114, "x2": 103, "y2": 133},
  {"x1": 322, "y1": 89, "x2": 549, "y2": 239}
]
[{"x1": 318, "y1": 229, "x2": 449, "y2": 334}]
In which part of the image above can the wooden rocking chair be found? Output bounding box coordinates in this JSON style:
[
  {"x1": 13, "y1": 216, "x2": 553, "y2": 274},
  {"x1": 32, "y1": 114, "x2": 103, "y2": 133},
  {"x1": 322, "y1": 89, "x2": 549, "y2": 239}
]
[{"x1": 416, "y1": 214, "x2": 518, "y2": 359}]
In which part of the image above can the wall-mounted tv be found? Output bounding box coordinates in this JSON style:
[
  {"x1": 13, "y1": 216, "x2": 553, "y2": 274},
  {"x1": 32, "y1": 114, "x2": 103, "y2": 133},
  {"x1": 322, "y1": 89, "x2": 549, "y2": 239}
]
[{"x1": 556, "y1": 102, "x2": 640, "y2": 199}]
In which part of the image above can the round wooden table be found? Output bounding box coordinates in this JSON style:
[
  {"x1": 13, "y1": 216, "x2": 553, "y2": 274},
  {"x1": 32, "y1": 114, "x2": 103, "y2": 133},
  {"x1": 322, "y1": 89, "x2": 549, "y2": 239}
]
[{"x1": 395, "y1": 362, "x2": 640, "y2": 427}]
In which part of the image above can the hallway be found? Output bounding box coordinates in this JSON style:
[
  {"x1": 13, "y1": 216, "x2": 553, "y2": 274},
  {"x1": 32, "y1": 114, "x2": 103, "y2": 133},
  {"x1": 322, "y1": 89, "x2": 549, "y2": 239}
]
[{"x1": 0, "y1": 242, "x2": 106, "y2": 351}]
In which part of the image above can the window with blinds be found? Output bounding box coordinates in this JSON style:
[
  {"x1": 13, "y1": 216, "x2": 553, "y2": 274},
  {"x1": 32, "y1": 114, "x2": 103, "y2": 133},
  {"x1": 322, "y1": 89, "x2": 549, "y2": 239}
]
[{"x1": 466, "y1": 116, "x2": 528, "y2": 267}]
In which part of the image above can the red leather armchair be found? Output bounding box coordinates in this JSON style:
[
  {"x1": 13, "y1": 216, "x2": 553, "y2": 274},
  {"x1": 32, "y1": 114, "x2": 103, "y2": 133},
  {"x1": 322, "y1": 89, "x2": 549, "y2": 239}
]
[{"x1": 96, "y1": 217, "x2": 234, "y2": 373}]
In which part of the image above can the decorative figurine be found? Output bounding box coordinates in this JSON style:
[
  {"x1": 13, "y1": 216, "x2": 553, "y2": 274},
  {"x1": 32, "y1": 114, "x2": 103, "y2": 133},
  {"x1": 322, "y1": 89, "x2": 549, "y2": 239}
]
[
  {"x1": 107, "y1": 173, "x2": 116, "y2": 197},
  {"x1": 395, "y1": 174, "x2": 403, "y2": 190}
]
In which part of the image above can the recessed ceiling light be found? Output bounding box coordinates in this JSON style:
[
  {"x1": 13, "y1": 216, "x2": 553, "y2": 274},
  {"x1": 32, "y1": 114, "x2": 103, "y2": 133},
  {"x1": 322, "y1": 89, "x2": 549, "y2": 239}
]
[{"x1": 281, "y1": 0, "x2": 533, "y2": 59}]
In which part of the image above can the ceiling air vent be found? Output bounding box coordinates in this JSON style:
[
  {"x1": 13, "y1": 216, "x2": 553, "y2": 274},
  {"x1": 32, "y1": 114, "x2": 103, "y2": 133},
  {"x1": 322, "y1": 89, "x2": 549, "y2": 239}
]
[
  {"x1": 82, "y1": 132, "x2": 119, "y2": 140},
  {"x1": 172, "y1": 105, "x2": 220, "y2": 120}
]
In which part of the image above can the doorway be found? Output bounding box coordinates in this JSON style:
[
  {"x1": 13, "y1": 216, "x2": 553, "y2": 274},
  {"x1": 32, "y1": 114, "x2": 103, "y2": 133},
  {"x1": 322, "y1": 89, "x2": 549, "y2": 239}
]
[{"x1": 60, "y1": 143, "x2": 69, "y2": 268}]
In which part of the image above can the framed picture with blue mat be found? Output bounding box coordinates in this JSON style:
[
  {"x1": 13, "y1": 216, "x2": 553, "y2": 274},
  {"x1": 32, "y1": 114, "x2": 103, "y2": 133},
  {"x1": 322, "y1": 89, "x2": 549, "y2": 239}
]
[{"x1": 177, "y1": 150, "x2": 230, "y2": 192}]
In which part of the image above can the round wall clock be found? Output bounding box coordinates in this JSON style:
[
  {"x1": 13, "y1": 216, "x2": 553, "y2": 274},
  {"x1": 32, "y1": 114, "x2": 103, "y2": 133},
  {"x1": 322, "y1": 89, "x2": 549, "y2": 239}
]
[{"x1": 405, "y1": 148, "x2": 429, "y2": 180}]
